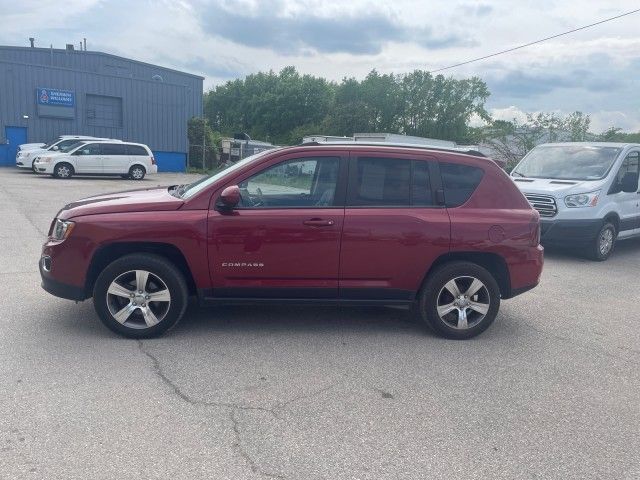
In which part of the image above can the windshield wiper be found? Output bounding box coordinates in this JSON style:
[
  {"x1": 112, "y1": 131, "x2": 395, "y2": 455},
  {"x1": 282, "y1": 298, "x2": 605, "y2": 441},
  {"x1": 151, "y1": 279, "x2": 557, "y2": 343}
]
[{"x1": 511, "y1": 171, "x2": 526, "y2": 177}]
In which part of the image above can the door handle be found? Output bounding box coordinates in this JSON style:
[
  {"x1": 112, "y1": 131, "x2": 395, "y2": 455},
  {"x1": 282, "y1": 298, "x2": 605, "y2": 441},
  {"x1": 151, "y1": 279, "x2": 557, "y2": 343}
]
[{"x1": 303, "y1": 218, "x2": 334, "y2": 227}]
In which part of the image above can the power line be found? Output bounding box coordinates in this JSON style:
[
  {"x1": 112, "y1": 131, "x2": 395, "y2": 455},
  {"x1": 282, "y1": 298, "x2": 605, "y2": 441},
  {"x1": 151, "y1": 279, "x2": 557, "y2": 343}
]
[{"x1": 428, "y1": 8, "x2": 640, "y2": 74}]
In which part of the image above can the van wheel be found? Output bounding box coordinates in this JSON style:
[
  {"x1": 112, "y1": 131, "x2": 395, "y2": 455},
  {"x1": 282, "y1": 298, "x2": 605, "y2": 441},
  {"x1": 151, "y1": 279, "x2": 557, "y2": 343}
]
[
  {"x1": 585, "y1": 222, "x2": 616, "y2": 261},
  {"x1": 53, "y1": 163, "x2": 74, "y2": 179},
  {"x1": 93, "y1": 254, "x2": 188, "y2": 338},
  {"x1": 129, "y1": 165, "x2": 146, "y2": 180},
  {"x1": 416, "y1": 262, "x2": 500, "y2": 339}
]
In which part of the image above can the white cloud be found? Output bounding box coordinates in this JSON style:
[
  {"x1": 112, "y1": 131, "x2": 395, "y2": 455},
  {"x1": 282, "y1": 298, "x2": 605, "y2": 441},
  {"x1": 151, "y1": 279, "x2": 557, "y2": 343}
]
[{"x1": 1, "y1": 0, "x2": 639, "y2": 131}]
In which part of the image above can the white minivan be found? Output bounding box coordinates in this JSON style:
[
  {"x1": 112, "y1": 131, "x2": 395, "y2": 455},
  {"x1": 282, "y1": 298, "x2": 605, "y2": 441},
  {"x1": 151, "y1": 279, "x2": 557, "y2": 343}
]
[
  {"x1": 16, "y1": 135, "x2": 115, "y2": 170},
  {"x1": 33, "y1": 141, "x2": 157, "y2": 180},
  {"x1": 511, "y1": 142, "x2": 640, "y2": 260}
]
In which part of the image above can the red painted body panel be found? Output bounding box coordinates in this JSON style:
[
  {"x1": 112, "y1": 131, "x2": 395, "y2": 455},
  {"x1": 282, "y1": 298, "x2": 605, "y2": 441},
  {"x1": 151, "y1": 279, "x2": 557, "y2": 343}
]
[
  {"x1": 41, "y1": 144, "x2": 543, "y2": 301},
  {"x1": 339, "y1": 208, "x2": 450, "y2": 292},
  {"x1": 207, "y1": 208, "x2": 344, "y2": 290}
]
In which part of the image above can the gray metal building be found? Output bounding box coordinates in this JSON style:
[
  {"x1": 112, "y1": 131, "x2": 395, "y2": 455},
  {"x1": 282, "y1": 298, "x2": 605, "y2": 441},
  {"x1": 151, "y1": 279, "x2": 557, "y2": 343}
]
[{"x1": 0, "y1": 45, "x2": 203, "y2": 171}]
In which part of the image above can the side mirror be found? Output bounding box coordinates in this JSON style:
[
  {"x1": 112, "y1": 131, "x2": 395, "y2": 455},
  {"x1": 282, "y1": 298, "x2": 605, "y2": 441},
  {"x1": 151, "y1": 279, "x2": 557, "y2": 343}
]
[
  {"x1": 52, "y1": 145, "x2": 59, "y2": 151},
  {"x1": 217, "y1": 185, "x2": 241, "y2": 211},
  {"x1": 621, "y1": 172, "x2": 639, "y2": 193}
]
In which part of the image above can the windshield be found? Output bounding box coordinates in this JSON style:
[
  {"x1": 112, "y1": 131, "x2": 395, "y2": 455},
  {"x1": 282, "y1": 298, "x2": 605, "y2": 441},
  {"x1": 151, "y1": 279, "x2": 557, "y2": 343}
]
[
  {"x1": 43, "y1": 138, "x2": 62, "y2": 149},
  {"x1": 180, "y1": 149, "x2": 277, "y2": 199},
  {"x1": 61, "y1": 141, "x2": 86, "y2": 153},
  {"x1": 513, "y1": 145, "x2": 622, "y2": 181}
]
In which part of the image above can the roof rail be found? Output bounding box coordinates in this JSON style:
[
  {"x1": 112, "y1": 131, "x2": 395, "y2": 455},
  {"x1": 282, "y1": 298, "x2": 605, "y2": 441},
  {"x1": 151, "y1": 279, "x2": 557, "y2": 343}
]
[{"x1": 298, "y1": 140, "x2": 486, "y2": 158}]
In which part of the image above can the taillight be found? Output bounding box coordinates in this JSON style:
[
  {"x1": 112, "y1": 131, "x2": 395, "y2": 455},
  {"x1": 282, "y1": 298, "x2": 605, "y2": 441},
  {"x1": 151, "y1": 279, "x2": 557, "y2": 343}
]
[
  {"x1": 151, "y1": 156, "x2": 156, "y2": 165},
  {"x1": 529, "y1": 220, "x2": 540, "y2": 246}
]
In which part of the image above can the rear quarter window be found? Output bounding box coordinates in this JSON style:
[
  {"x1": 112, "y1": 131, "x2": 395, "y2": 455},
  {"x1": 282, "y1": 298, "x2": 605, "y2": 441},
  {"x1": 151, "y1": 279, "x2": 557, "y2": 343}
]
[
  {"x1": 127, "y1": 145, "x2": 149, "y2": 156},
  {"x1": 440, "y1": 163, "x2": 484, "y2": 207}
]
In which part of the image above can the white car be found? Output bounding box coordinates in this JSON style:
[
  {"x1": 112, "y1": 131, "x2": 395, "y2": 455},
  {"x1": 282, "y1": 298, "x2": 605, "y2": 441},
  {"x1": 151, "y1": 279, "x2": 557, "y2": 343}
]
[
  {"x1": 18, "y1": 142, "x2": 46, "y2": 151},
  {"x1": 511, "y1": 142, "x2": 640, "y2": 260},
  {"x1": 34, "y1": 141, "x2": 157, "y2": 180},
  {"x1": 16, "y1": 135, "x2": 115, "y2": 170}
]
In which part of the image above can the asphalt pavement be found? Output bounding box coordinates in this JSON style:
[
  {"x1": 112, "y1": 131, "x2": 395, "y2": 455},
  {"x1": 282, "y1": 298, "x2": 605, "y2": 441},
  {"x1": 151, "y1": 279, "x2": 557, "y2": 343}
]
[{"x1": 1, "y1": 167, "x2": 639, "y2": 479}]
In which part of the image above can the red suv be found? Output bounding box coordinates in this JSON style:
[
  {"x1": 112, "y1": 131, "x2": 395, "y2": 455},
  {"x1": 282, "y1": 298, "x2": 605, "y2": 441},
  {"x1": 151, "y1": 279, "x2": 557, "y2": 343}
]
[{"x1": 40, "y1": 144, "x2": 543, "y2": 339}]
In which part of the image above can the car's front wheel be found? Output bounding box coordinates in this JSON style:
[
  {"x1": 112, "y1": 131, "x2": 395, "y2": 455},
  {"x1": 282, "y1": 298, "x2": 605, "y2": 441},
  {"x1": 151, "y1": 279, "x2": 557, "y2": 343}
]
[
  {"x1": 53, "y1": 162, "x2": 74, "y2": 179},
  {"x1": 585, "y1": 221, "x2": 616, "y2": 261},
  {"x1": 93, "y1": 254, "x2": 188, "y2": 338},
  {"x1": 416, "y1": 261, "x2": 500, "y2": 339}
]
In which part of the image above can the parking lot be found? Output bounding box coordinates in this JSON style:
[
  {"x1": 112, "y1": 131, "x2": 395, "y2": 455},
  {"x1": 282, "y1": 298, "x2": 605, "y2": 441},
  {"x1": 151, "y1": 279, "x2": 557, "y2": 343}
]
[{"x1": 1, "y1": 167, "x2": 639, "y2": 479}]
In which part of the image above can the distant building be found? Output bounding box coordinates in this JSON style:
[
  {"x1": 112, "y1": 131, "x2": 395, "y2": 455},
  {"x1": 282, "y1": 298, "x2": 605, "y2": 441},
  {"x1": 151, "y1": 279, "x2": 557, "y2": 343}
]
[{"x1": 0, "y1": 43, "x2": 203, "y2": 171}]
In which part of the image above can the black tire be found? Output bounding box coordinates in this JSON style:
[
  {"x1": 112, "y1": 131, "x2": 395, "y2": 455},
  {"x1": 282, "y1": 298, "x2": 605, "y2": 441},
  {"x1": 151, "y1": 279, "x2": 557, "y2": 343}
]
[
  {"x1": 585, "y1": 222, "x2": 616, "y2": 261},
  {"x1": 416, "y1": 261, "x2": 501, "y2": 339},
  {"x1": 32, "y1": 160, "x2": 37, "y2": 173},
  {"x1": 93, "y1": 253, "x2": 189, "y2": 338},
  {"x1": 53, "y1": 162, "x2": 74, "y2": 179},
  {"x1": 129, "y1": 165, "x2": 146, "y2": 180}
]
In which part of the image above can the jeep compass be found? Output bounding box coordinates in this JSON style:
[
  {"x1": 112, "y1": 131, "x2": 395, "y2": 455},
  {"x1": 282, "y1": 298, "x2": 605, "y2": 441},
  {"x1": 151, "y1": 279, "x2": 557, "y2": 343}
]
[{"x1": 40, "y1": 144, "x2": 544, "y2": 339}]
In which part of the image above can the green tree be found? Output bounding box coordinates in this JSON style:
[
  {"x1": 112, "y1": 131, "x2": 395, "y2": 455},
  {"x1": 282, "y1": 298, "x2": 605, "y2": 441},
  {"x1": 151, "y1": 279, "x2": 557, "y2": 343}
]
[
  {"x1": 187, "y1": 117, "x2": 220, "y2": 170},
  {"x1": 476, "y1": 112, "x2": 592, "y2": 170},
  {"x1": 205, "y1": 66, "x2": 334, "y2": 144},
  {"x1": 204, "y1": 66, "x2": 491, "y2": 145},
  {"x1": 597, "y1": 127, "x2": 640, "y2": 142}
]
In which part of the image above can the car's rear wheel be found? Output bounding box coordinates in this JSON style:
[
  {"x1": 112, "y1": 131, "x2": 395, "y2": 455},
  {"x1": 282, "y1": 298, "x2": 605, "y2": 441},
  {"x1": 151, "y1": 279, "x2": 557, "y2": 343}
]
[
  {"x1": 416, "y1": 262, "x2": 500, "y2": 339},
  {"x1": 53, "y1": 162, "x2": 74, "y2": 179},
  {"x1": 585, "y1": 222, "x2": 616, "y2": 261},
  {"x1": 93, "y1": 254, "x2": 188, "y2": 338},
  {"x1": 129, "y1": 165, "x2": 146, "y2": 180}
]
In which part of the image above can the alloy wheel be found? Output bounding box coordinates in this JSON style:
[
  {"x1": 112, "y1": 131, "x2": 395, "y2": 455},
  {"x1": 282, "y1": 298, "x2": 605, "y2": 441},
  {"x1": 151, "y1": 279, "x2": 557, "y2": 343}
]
[
  {"x1": 599, "y1": 227, "x2": 614, "y2": 256},
  {"x1": 106, "y1": 270, "x2": 171, "y2": 329},
  {"x1": 436, "y1": 276, "x2": 491, "y2": 330},
  {"x1": 57, "y1": 165, "x2": 71, "y2": 178}
]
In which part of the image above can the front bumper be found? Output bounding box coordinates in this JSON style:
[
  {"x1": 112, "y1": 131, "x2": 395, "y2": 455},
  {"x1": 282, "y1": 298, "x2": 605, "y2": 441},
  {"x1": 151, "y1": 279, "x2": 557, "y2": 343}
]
[
  {"x1": 39, "y1": 255, "x2": 86, "y2": 301},
  {"x1": 33, "y1": 162, "x2": 52, "y2": 174},
  {"x1": 540, "y1": 219, "x2": 602, "y2": 246}
]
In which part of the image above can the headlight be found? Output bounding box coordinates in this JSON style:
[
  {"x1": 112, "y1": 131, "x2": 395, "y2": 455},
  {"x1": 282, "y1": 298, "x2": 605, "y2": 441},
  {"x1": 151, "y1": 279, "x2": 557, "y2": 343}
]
[
  {"x1": 51, "y1": 219, "x2": 75, "y2": 240},
  {"x1": 37, "y1": 156, "x2": 51, "y2": 163},
  {"x1": 565, "y1": 190, "x2": 600, "y2": 208}
]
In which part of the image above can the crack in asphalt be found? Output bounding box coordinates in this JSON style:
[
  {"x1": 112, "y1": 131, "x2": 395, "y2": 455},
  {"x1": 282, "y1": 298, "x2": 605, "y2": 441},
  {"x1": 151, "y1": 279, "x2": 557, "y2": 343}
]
[{"x1": 137, "y1": 340, "x2": 338, "y2": 479}]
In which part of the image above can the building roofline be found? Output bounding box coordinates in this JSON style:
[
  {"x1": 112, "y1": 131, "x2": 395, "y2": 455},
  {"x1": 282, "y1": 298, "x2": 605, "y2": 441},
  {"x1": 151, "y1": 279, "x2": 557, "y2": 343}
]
[{"x1": 0, "y1": 45, "x2": 205, "y2": 80}]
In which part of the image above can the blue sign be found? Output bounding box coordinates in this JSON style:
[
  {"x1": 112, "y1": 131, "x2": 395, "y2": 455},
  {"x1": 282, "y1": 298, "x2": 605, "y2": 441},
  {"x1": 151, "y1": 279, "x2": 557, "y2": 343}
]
[{"x1": 36, "y1": 88, "x2": 75, "y2": 107}]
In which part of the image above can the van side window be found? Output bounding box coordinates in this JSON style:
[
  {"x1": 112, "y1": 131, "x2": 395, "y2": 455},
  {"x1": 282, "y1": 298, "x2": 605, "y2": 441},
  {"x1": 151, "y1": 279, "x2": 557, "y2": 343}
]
[
  {"x1": 613, "y1": 152, "x2": 640, "y2": 192},
  {"x1": 127, "y1": 145, "x2": 149, "y2": 156},
  {"x1": 102, "y1": 143, "x2": 127, "y2": 155},
  {"x1": 440, "y1": 163, "x2": 484, "y2": 207}
]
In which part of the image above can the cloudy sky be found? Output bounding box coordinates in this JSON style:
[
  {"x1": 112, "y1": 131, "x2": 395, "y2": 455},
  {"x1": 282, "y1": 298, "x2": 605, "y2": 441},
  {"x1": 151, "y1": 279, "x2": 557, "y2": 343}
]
[{"x1": 2, "y1": 0, "x2": 639, "y2": 132}]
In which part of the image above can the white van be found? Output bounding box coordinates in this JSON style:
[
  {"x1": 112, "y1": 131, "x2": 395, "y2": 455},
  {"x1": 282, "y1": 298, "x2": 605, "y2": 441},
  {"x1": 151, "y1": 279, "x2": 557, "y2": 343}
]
[
  {"x1": 511, "y1": 142, "x2": 640, "y2": 260},
  {"x1": 33, "y1": 141, "x2": 157, "y2": 180},
  {"x1": 16, "y1": 135, "x2": 116, "y2": 170}
]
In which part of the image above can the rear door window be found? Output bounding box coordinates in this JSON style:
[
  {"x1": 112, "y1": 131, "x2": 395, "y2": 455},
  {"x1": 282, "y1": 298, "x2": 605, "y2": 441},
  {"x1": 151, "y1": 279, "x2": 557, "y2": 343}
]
[
  {"x1": 348, "y1": 157, "x2": 435, "y2": 207},
  {"x1": 440, "y1": 163, "x2": 484, "y2": 207}
]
